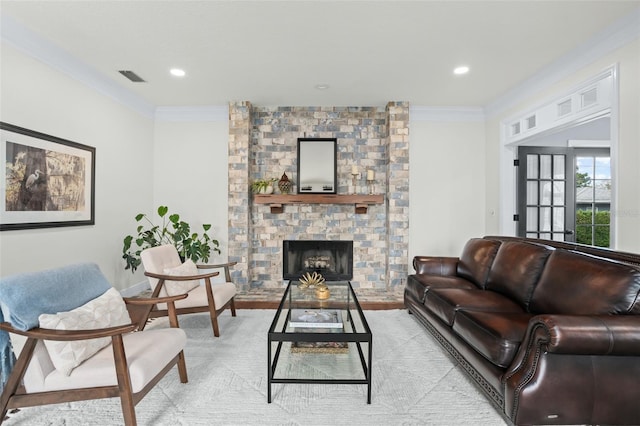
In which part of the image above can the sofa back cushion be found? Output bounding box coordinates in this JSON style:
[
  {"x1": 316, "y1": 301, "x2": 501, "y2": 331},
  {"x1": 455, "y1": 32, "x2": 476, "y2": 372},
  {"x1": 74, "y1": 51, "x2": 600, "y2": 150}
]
[
  {"x1": 486, "y1": 241, "x2": 553, "y2": 310},
  {"x1": 456, "y1": 238, "x2": 501, "y2": 289},
  {"x1": 529, "y1": 250, "x2": 640, "y2": 315}
]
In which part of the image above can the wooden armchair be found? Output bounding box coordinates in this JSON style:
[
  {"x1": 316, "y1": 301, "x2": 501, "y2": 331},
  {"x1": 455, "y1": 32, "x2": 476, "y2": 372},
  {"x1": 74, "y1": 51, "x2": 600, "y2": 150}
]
[
  {"x1": 0, "y1": 263, "x2": 189, "y2": 426},
  {"x1": 139, "y1": 244, "x2": 237, "y2": 337}
]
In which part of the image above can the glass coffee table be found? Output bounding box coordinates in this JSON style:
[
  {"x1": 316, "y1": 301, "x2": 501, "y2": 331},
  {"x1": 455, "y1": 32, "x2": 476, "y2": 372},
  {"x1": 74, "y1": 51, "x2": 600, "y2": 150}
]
[{"x1": 267, "y1": 280, "x2": 372, "y2": 403}]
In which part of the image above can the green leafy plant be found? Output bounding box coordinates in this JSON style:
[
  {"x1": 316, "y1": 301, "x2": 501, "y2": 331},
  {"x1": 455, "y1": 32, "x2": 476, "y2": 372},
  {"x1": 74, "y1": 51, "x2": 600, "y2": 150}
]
[
  {"x1": 122, "y1": 205, "x2": 220, "y2": 273},
  {"x1": 251, "y1": 178, "x2": 277, "y2": 194}
]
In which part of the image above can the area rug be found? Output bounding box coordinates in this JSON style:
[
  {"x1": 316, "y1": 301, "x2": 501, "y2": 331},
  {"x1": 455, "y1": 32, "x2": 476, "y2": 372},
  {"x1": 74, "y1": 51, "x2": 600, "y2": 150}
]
[{"x1": 4, "y1": 310, "x2": 507, "y2": 425}]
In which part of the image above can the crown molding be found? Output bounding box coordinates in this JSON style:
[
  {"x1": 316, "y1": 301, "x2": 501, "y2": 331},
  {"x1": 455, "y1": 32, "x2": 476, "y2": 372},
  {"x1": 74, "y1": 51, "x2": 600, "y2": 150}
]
[
  {"x1": 485, "y1": 6, "x2": 640, "y2": 119},
  {"x1": 155, "y1": 106, "x2": 229, "y2": 122},
  {"x1": 410, "y1": 106, "x2": 485, "y2": 122},
  {"x1": 1, "y1": 14, "x2": 155, "y2": 118}
]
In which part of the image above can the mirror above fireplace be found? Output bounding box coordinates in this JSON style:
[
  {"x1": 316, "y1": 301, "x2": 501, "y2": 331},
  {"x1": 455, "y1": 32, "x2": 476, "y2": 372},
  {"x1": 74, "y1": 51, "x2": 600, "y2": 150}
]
[{"x1": 297, "y1": 138, "x2": 337, "y2": 194}]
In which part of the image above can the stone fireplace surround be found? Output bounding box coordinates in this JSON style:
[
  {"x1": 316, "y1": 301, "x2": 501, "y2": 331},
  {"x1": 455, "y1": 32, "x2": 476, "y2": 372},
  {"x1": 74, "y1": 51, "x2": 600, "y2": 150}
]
[{"x1": 227, "y1": 101, "x2": 409, "y2": 303}]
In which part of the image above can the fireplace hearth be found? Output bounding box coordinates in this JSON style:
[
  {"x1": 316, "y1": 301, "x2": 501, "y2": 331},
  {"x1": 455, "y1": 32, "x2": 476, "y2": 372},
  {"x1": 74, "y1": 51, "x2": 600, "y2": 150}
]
[{"x1": 282, "y1": 240, "x2": 353, "y2": 281}]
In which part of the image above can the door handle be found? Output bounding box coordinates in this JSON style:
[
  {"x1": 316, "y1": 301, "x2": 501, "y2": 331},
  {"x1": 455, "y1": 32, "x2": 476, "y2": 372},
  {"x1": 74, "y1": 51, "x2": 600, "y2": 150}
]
[{"x1": 564, "y1": 230, "x2": 574, "y2": 235}]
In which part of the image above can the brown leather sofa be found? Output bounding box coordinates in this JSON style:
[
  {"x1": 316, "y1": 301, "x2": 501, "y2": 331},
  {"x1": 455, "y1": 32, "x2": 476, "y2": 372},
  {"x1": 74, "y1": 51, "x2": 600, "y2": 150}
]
[{"x1": 404, "y1": 236, "x2": 640, "y2": 425}]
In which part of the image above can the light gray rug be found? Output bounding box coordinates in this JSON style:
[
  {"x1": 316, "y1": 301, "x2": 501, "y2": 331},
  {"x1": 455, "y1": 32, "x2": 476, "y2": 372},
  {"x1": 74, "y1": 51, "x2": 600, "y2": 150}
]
[{"x1": 5, "y1": 310, "x2": 507, "y2": 425}]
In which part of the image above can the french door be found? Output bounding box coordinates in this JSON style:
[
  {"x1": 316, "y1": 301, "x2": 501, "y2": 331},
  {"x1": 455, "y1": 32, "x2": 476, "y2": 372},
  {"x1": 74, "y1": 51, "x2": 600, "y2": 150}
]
[
  {"x1": 517, "y1": 147, "x2": 575, "y2": 242},
  {"x1": 517, "y1": 147, "x2": 612, "y2": 246}
]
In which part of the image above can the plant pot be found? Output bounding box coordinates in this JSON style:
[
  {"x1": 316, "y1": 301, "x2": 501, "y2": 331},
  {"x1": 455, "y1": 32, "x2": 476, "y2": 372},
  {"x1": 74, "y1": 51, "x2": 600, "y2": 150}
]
[{"x1": 259, "y1": 185, "x2": 274, "y2": 194}]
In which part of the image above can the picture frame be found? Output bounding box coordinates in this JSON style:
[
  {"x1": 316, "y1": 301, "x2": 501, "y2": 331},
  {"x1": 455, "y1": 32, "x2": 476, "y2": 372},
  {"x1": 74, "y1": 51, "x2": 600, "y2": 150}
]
[
  {"x1": 297, "y1": 138, "x2": 337, "y2": 194},
  {"x1": 1, "y1": 122, "x2": 96, "y2": 231}
]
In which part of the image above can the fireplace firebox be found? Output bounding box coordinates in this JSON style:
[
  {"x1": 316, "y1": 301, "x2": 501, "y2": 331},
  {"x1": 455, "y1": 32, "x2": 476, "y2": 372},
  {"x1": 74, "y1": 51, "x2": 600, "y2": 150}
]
[{"x1": 282, "y1": 240, "x2": 353, "y2": 281}]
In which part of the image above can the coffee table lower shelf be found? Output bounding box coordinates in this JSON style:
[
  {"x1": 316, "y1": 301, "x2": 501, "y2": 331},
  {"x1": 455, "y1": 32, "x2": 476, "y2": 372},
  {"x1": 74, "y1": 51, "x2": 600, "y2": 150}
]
[{"x1": 267, "y1": 336, "x2": 372, "y2": 404}]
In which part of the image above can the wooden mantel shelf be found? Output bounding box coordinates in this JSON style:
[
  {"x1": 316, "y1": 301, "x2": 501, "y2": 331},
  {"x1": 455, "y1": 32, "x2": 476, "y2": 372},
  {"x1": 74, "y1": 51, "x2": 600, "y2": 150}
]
[{"x1": 254, "y1": 194, "x2": 384, "y2": 214}]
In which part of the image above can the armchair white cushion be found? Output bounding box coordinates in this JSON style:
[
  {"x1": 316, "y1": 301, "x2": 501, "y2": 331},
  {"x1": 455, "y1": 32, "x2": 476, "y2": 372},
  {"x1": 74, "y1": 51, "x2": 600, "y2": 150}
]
[
  {"x1": 140, "y1": 244, "x2": 237, "y2": 337},
  {"x1": 0, "y1": 262, "x2": 189, "y2": 426}
]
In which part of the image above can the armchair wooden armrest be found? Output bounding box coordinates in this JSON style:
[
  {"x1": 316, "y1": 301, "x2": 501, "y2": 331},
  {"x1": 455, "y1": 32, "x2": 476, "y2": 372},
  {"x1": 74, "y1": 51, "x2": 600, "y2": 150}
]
[
  {"x1": 197, "y1": 261, "x2": 238, "y2": 269},
  {"x1": 143, "y1": 270, "x2": 220, "y2": 281},
  {"x1": 0, "y1": 322, "x2": 137, "y2": 340},
  {"x1": 123, "y1": 293, "x2": 188, "y2": 306},
  {"x1": 123, "y1": 293, "x2": 188, "y2": 330},
  {"x1": 196, "y1": 261, "x2": 237, "y2": 281}
]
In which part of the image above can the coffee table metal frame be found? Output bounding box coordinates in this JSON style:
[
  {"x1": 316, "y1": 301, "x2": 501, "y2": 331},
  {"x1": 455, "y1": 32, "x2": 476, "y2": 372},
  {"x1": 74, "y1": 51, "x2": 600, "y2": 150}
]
[{"x1": 267, "y1": 280, "x2": 372, "y2": 403}]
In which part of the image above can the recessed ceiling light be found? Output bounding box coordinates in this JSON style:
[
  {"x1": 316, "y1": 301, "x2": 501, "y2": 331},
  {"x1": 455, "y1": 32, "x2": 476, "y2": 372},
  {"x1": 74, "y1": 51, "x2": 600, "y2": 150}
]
[
  {"x1": 453, "y1": 66, "x2": 470, "y2": 75},
  {"x1": 315, "y1": 83, "x2": 330, "y2": 90},
  {"x1": 170, "y1": 68, "x2": 186, "y2": 77}
]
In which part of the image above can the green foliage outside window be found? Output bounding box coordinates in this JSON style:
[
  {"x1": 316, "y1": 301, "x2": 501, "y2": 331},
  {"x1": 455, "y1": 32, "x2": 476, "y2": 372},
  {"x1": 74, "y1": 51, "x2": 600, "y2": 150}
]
[{"x1": 575, "y1": 209, "x2": 610, "y2": 247}]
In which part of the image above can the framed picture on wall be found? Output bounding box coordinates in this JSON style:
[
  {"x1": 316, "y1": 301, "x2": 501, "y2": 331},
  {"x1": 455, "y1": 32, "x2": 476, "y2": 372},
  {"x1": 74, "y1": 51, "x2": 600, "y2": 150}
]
[
  {"x1": 297, "y1": 138, "x2": 337, "y2": 194},
  {"x1": 1, "y1": 122, "x2": 96, "y2": 231}
]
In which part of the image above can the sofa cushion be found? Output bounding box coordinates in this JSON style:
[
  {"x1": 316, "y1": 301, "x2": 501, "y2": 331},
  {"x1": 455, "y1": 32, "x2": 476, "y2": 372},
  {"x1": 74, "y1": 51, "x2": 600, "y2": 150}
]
[
  {"x1": 457, "y1": 238, "x2": 501, "y2": 289},
  {"x1": 406, "y1": 274, "x2": 477, "y2": 304},
  {"x1": 453, "y1": 310, "x2": 532, "y2": 368},
  {"x1": 529, "y1": 250, "x2": 640, "y2": 315},
  {"x1": 486, "y1": 241, "x2": 553, "y2": 310},
  {"x1": 424, "y1": 288, "x2": 525, "y2": 326}
]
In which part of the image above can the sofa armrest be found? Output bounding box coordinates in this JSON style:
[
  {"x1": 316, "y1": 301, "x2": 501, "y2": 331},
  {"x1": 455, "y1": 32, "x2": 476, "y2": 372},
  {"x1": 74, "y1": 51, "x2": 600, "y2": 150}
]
[
  {"x1": 529, "y1": 314, "x2": 639, "y2": 356},
  {"x1": 412, "y1": 256, "x2": 459, "y2": 275},
  {"x1": 505, "y1": 314, "x2": 639, "y2": 382}
]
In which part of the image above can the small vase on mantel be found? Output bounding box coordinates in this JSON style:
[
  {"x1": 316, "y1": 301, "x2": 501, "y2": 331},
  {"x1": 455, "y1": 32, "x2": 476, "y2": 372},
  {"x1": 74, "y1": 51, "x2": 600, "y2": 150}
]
[{"x1": 278, "y1": 172, "x2": 292, "y2": 194}]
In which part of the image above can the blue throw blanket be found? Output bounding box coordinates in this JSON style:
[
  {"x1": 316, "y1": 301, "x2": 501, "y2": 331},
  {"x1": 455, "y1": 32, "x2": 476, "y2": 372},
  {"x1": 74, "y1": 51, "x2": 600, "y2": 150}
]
[{"x1": 0, "y1": 263, "x2": 112, "y2": 391}]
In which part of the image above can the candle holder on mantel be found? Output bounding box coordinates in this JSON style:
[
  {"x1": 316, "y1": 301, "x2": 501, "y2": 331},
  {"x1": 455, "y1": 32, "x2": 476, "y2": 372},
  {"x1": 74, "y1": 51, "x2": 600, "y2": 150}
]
[
  {"x1": 351, "y1": 172, "x2": 359, "y2": 195},
  {"x1": 367, "y1": 178, "x2": 375, "y2": 195},
  {"x1": 366, "y1": 169, "x2": 375, "y2": 194}
]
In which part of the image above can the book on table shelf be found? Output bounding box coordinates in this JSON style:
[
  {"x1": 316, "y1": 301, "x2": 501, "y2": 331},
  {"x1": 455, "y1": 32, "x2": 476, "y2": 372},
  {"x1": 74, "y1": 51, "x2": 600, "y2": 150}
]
[{"x1": 289, "y1": 309, "x2": 343, "y2": 329}]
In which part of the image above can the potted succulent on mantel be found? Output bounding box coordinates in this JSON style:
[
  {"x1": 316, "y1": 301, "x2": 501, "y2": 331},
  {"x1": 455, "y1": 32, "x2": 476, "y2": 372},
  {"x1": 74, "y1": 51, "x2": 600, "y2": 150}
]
[
  {"x1": 122, "y1": 205, "x2": 220, "y2": 273},
  {"x1": 251, "y1": 177, "x2": 277, "y2": 194}
]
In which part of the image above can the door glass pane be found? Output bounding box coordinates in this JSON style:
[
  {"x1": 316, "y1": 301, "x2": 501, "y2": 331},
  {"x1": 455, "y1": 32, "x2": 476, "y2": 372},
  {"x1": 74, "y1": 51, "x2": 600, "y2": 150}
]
[
  {"x1": 595, "y1": 225, "x2": 610, "y2": 247},
  {"x1": 576, "y1": 157, "x2": 594, "y2": 186},
  {"x1": 540, "y1": 181, "x2": 552, "y2": 205},
  {"x1": 553, "y1": 155, "x2": 565, "y2": 179},
  {"x1": 553, "y1": 181, "x2": 565, "y2": 205},
  {"x1": 552, "y1": 233, "x2": 565, "y2": 242},
  {"x1": 595, "y1": 157, "x2": 610, "y2": 177},
  {"x1": 540, "y1": 207, "x2": 551, "y2": 232},
  {"x1": 553, "y1": 207, "x2": 565, "y2": 231},
  {"x1": 540, "y1": 155, "x2": 552, "y2": 179},
  {"x1": 527, "y1": 155, "x2": 538, "y2": 179},
  {"x1": 576, "y1": 224, "x2": 593, "y2": 245},
  {"x1": 527, "y1": 181, "x2": 538, "y2": 204},
  {"x1": 539, "y1": 232, "x2": 551, "y2": 240},
  {"x1": 526, "y1": 207, "x2": 538, "y2": 232}
]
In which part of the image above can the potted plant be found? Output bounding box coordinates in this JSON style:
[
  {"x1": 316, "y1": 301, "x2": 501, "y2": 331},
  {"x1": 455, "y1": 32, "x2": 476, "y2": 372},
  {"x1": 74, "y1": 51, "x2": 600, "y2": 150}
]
[
  {"x1": 122, "y1": 205, "x2": 220, "y2": 273},
  {"x1": 251, "y1": 178, "x2": 277, "y2": 194}
]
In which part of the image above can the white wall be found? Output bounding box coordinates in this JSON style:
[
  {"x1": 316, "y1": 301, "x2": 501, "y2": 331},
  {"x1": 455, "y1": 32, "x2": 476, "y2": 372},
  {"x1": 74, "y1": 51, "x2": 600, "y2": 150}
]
[
  {"x1": 0, "y1": 43, "x2": 155, "y2": 290},
  {"x1": 484, "y1": 39, "x2": 640, "y2": 253},
  {"x1": 409, "y1": 116, "x2": 487, "y2": 261},
  {"x1": 152, "y1": 117, "x2": 230, "y2": 263}
]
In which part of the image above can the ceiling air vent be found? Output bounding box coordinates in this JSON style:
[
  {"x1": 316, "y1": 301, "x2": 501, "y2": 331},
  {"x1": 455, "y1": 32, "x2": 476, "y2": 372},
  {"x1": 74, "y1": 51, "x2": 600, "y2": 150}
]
[{"x1": 118, "y1": 70, "x2": 146, "y2": 83}]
